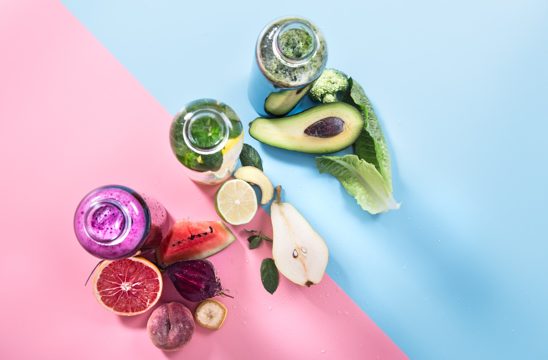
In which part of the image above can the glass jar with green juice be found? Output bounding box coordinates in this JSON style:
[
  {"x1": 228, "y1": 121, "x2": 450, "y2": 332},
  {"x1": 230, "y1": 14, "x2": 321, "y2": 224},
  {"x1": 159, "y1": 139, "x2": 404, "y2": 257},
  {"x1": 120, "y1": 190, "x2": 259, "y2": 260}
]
[
  {"x1": 248, "y1": 17, "x2": 328, "y2": 117},
  {"x1": 170, "y1": 99, "x2": 243, "y2": 185}
]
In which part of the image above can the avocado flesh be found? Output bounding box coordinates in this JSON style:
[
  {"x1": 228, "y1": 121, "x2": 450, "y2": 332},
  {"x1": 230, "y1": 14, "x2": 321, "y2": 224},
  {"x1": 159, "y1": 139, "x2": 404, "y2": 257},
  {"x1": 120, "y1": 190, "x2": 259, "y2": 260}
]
[
  {"x1": 264, "y1": 84, "x2": 312, "y2": 117},
  {"x1": 250, "y1": 102, "x2": 364, "y2": 154}
]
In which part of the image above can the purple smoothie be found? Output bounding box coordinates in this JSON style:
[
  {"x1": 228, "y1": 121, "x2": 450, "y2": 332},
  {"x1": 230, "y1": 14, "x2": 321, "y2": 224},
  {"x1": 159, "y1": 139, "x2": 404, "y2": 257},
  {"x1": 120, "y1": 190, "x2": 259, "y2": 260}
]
[{"x1": 74, "y1": 185, "x2": 171, "y2": 259}]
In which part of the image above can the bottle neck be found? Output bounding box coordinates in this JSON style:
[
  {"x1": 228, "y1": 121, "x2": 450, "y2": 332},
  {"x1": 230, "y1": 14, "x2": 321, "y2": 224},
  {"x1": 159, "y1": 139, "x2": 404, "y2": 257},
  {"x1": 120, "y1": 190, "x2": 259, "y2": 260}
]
[
  {"x1": 84, "y1": 199, "x2": 131, "y2": 245},
  {"x1": 182, "y1": 108, "x2": 230, "y2": 155},
  {"x1": 273, "y1": 20, "x2": 318, "y2": 66}
]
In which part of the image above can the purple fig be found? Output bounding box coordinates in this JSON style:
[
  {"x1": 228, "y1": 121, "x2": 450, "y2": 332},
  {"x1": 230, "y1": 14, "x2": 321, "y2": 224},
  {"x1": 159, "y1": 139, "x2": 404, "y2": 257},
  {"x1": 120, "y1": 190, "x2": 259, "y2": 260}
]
[{"x1": 147, "y1": 302, "x2": 194, "y2": 351}]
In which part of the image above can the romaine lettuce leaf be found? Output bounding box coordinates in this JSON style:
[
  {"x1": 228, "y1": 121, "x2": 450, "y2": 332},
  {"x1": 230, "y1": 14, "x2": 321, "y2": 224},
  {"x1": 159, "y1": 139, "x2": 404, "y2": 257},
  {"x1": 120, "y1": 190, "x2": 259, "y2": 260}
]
[
  {"x1": 349, "y1": 79, "x2": 393, "y2": 191},
  {"x1": 316, "y1": 155, "x2": 399, "y2": 214}
]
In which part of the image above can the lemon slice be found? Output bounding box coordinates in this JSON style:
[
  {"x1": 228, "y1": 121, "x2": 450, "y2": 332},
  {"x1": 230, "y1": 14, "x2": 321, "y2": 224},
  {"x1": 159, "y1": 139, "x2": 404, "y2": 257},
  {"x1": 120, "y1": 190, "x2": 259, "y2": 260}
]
[
  {"x1": 216, "y1": 179, "x2": 258, "y2": 225},
  {"x1": 222, "y1": 133, "x2": 243, "y2": 155}
]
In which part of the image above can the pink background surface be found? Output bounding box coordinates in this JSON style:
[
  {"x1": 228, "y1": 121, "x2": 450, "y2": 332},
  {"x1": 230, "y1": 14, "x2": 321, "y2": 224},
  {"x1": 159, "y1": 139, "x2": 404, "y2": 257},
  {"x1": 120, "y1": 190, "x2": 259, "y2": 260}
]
[{"x1": 0, "y1": 1, "x2": 405, "y2": 359}]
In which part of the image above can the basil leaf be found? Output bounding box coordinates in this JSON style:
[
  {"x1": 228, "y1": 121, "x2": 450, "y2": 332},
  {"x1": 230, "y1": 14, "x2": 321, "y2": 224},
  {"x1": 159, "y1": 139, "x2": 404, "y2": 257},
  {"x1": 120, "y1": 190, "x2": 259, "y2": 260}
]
[
  {"x1": 240, "y1": 143, "x2": 263, "y2": 170},
  {"x1": 248, "y1": 235, "x2": 263, "y2": 249},
  {"x1": 260, "y1": 258, "x2": 279, "y2": 294}
]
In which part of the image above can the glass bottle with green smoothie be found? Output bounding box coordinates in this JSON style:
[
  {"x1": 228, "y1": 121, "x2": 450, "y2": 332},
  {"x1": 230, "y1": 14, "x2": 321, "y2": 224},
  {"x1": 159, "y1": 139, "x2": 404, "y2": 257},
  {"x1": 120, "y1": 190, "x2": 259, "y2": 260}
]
[
  {"x1": 248, "y1": 17, "x2": 328, "y2": 117},
  {"x1": 170, "y1": 99, "x2": 244, "y2": 185}
]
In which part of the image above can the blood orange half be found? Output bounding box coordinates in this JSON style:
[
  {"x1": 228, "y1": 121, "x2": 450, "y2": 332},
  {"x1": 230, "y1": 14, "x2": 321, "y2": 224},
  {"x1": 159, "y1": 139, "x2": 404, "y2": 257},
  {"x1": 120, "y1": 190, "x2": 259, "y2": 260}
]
[{"x1": 92, "y1": 257, "x2": 163, "y2": 316}]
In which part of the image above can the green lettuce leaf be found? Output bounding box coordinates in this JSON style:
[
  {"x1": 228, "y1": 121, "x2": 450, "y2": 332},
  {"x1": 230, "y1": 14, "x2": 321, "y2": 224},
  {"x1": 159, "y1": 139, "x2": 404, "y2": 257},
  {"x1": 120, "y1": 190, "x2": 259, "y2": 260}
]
[
  {"x1": 310, "y1": 69, "x2": 393, "y2": 191},
  {"x1": 349, "y1": 79, "x2": 393, "y2": 191},
  {"x1": 316, "y1": 155, "x2": 399, "y2": 214}
]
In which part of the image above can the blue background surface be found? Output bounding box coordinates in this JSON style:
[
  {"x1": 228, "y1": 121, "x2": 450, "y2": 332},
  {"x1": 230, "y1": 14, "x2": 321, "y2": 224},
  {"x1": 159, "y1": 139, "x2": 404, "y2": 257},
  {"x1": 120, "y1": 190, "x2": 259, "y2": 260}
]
[{"x1": 61, "y1": 1, "x2": 548, "y2": 358}]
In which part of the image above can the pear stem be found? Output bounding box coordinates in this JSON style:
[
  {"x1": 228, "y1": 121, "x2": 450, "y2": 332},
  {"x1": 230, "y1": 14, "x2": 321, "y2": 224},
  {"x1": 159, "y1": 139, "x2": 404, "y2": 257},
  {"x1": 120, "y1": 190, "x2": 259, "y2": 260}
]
[{"x1": 275, "y1": 185, "x2": 282, "y2": 203}]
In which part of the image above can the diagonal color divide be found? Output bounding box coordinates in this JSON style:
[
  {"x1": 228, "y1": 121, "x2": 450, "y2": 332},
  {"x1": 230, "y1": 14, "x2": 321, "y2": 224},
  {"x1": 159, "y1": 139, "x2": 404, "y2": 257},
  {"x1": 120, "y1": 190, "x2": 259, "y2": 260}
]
[
  {"x1": 56, "y1": 1, "x2": 548, "y2": 359},
  {"x1": 53, "y1": 0, "x2": 548, "y2": 359},
  {"x1": 0, "y1": 0, "x2": 406, "y2": 359}
]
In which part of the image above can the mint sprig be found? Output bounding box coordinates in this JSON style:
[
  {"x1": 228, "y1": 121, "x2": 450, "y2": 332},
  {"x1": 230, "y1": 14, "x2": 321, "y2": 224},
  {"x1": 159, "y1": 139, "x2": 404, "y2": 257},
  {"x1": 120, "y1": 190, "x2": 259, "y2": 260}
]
[{"x1": 245, "y1": 229, "x2": 272, "y2": 249}]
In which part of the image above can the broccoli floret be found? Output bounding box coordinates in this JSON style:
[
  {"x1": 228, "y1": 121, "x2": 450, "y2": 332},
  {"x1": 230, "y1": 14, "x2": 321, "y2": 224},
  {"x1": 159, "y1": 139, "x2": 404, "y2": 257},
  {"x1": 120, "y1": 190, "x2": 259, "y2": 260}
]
[{"x1": 309, "y1": 69, "x2": 350, "y2": 103}]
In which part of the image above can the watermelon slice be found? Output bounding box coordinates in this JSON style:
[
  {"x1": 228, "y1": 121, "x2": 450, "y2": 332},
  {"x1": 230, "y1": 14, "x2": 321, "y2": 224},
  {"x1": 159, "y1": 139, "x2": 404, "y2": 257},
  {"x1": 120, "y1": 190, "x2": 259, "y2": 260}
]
[{"x1": 158, "y1": 220, "x2": 236, "y2": 265}]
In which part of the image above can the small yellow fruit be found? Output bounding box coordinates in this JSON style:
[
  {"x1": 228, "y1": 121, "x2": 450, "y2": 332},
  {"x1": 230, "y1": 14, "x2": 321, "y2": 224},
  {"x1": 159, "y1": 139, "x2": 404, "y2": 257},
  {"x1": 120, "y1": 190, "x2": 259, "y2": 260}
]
[{"x1": 194, "y1": 299, "x2": 228, "y2": 330}]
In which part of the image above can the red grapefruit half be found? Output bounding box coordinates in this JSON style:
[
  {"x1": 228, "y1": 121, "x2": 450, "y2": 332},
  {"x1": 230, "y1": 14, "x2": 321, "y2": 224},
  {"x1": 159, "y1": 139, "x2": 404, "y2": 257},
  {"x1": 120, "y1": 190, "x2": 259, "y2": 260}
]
[{"x1": 92, "y1": 257, "x2": 163, "y2": 316}]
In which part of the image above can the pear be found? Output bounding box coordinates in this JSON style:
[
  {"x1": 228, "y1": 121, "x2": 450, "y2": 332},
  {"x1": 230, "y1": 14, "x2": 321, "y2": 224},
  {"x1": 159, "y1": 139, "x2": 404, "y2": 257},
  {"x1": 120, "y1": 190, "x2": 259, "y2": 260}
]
[
  {"x1": 234, "y1": 166, "x2": 274, "y2": 205},
  {"x1": 271, "y1": 186, "x2": 329, "y2": 287}
]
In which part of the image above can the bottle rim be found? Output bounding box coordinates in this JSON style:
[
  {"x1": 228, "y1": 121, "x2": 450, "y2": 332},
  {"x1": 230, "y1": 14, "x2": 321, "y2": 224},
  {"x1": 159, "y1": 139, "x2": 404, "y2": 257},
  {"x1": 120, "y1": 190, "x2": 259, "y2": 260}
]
[
  {"x1": 181, "y1": 107, "x2": 231, "y2": 155},
  {"x1": 83, "y1": 198, "x2": 132, "y2": 246},
  {"x1": 254, "y1": 16, "x2": 326, "y2": 89},
  {"x1": 73, "y1": 185, "x2": 151, "y2": 259},
  {"x1": 273, "y1": 19, "x2": 319, "y2": 67}
]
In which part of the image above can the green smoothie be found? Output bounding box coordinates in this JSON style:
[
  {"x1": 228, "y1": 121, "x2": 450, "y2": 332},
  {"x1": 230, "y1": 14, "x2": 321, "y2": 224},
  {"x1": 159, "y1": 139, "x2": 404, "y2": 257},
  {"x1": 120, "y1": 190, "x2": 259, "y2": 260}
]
[
  {"x1": 278, "y1": 28, "x2": 314, "y2": 59},
  {"x1": 250, "y1": 17, "x2": 328, "y2": 117},
  {"x1": 170, "y1": 99, "x2": 243, "y2": 184}
]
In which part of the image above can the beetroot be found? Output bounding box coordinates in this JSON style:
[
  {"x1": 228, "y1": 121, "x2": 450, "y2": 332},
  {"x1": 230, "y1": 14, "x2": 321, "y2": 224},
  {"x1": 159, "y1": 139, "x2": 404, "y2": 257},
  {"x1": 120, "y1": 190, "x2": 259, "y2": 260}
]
[{"x1": 166, "y1": 259, "x2": 228, "y2": 302}]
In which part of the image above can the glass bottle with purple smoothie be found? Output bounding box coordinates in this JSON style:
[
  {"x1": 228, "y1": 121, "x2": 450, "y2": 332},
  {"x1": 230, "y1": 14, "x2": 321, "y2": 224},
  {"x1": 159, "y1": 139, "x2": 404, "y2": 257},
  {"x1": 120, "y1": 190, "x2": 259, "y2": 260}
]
[
  {"x1": 74, "y1": 185, "x2": 172, "y2": 260},
  {"x1": 248, "y1": 17, "x2": 328, "y2": 117}
]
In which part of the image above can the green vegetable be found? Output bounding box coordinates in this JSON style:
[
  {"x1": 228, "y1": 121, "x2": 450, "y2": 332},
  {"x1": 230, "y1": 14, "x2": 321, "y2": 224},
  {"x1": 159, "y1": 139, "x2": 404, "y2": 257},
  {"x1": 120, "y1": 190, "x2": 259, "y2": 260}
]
[
  {"x1": 240, "y1": 144, "x2": 263, "y2": 170},
  {"x1": 310, "y1": 69, "x2": 397, "y2": 213},
  {"x1": 245, "y1": 229, "x2": 272, "y2": 249},
  {"x1": 316, "y1": 155, "x2": 399, "y2": 214},
  {"x1": 309, "y1": 69, "x2": 391, "y2": 187},
  {"x1": 349, "y1": 79, "x2": 392, "y2": 190},
  {"x1": 248, "y1": 235, "x2": 263, "y2": 249},
  {"x1": 309, "y1": 69, "x2": 350, "y2": 104},
  {"x1": 260, "y1": 258, "x2": 279, "y2": 294}
]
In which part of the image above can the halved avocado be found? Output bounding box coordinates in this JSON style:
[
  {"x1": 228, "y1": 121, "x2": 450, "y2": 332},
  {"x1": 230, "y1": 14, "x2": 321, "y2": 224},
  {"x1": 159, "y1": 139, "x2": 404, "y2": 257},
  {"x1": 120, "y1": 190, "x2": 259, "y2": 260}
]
[
  {"x1": 249, "y1": 102, "x2": 364, "y2": 154},
  {"x1": 264, "y1": 84, "x2": 312, "y2": 117}
]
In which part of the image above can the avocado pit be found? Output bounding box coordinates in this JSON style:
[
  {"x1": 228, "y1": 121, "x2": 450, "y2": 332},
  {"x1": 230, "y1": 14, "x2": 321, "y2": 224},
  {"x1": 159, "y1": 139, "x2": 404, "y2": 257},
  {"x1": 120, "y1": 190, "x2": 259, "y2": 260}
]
[{"x1": 304, "y1": 117, "x2": 345, "y2": 138}]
